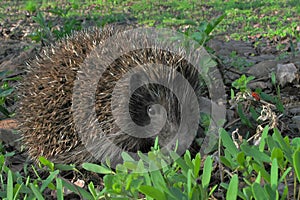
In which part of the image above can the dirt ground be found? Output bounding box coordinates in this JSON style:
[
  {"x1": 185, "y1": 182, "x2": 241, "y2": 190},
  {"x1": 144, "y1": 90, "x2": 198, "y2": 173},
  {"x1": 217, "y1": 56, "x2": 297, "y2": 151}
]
[
  {"x1": 0, "y1": 10, "x2": 299, "y2": 199},
  {"x1": 0, "y1": 10, "x2": 299, "y2": 143},
  {"x1": 1, "y1": 11, "x2": 300, "y2": 146}
]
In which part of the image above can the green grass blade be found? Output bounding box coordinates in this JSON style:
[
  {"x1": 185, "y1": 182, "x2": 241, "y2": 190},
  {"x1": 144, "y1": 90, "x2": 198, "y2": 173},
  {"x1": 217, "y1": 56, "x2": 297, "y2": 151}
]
[
  {"x1": 13, "y1": 183, "x2": 23, "y2": 200},
  {"x1": 56, "y1": 178, "x2": 63, "y2": 200},
  {"x1": 278, "y1": 167, "x2": 292, "y2": 183},
  {"x1": 7, "y1": 170, "x2": 13, "y2": 200},
  {"x1": 187, "y1": 169, "x2": 192, "y2": 199},
  {"x1": 29, "y1": 183, "x2": 45, "y2": 200},
  {"x1": 88, "y1": 181, "x2": 97, "y2": 199},
  {"x1": 0, "y1": 105, "x2": 11, "y2": 118},
  {"x1": 40, "y1": 170, "x2": 59, "y2": 192}
]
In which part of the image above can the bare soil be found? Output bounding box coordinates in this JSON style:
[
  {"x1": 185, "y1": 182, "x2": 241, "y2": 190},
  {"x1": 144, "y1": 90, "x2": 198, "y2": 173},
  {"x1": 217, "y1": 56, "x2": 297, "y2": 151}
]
[{"x1": 0, "y1": 9, "x2": 299, "y2": 199}]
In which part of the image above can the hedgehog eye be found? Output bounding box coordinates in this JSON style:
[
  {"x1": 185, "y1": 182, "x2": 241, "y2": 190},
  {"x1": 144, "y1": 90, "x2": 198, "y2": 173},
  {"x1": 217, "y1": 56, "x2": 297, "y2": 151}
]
[{"x1": 147, "y1": 105, "x2": 156, "y2": 116}]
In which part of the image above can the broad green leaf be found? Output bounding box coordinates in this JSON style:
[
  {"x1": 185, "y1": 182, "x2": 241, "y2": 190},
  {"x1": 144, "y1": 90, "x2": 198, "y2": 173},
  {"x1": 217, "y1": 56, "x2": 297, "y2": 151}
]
[
  {"x1": 220, "y1": 156, "x2": 232, "y2": 168},
  {"x1": 88, "y1": 181, "x2": 97, "y2": 199},
  {"x1": 237, "y1": 103, "x2": 253, "y2": 128},
  {"x1": 184, "y1": 151, "x2": 194, "y2": 170},
  {"x1": 82, "y1": 163, "x2": 113, "y2": 174},
  {"x1": 208, "y1": 13, "x2": 226, "y2": 34},
  {"x1": 61, "y1": 179, "x2": 93, "y2": 199},
  {"x1": 202, "y1": 156, "x2": 212, "y2": 188},
  {"x1": 0, "y1": 88, "x2": 14, "y2": 97},
  {"x1": 123, "y1": 161, "x2": 138, "y2": 171},
  {"x1": 192, "y1": 153, "x2": 201, "y2": 177},
  {"x1": 136, "y1": 159, "x2": 146, "y2": 173},
  {"x1": 112, "y1": 182, "x2": 122, "y2": 193},
  {"x1": 220, "y1": 128, "x2": 239, "y2": 157},
  {"x1": 273, "y1": 128, "x2": 293, "y2": 163},
  {"x1": 54, "y1": 164, "x2": 76, "y2": 171},
  {"x1": 226, "y1": 174, "x2": 238, "y2": 200},
  {"x1": 139, "y1": 185, "x2": 166, "y2": 200},
  {"x1": 171, "y1": 151, "x2": 189, "y2": 175},
  {"x1": 141, "y1": 172, "x2": 151, "y2": 189},
  {"x1": 220, "y1": 182, "x2": 228, "y2": 189},
  {"x1": 242, "y1": 186, "x2": 253, "y2": 200},
  {"x1": 161, "y1": 159, "x2": 169, "y2": 174},
  {"x1": 292, "y1": 138, "x2": 300, "y2": 148},
  {"x1": 252, "y1": 183, "x2": 269, "y2": 200},
  {"x1": 39, "y1": 157, "x2": 54, "y2": 171},
  {"x1": 255, "y1": 172, "x2": 261, "y2": 184},
  {"x1": 250, "y1": 106, "x2": 260, "y2": 120},
  {"x1": 264, "y1": 184, "x2": 277, "y2": 200},
  {"x1": 169, "y1": 187, "x2": 186, "y2": 199},
  {"x1": 137, "y1": 151, "x2": 150, "y2": 163},
  {"x1": 260, "y1": 92, "x2": 276, "y2": 103},
  {"x1": 236, "y1": 152, "x2": 245, "y2": 166},
  {"x1": 150, "y1": 166, "x2": 167, "y2": 190},
  {"x1": 221, "y1": 182, "x2": 246, "y2": 200},
  {"x1": 266, "y1": 135, "x2": 277, "y2": 151},
  {"x1": 240, "y1": 143, "x2": 270, "y2": 163},
  {"x1": 125, "y1": 175, "x2": 133, "y2": 191},
  {"x1": 116, "y1": 163, "x2": 127, "y2": 173},
  {"x1": 293, "y1": 149, "x2": 300, "y2": 182},
  {"x1": 121, "y1": 152, "x2": 136, "y2": 162},
  {"x1": 252, "y1": 163, "x2": 270, "y2": 183},
  {"x1": 103, "y1": 175, "x2": 113, "y2": 190},
  {"x1": 259, "y1": 125, "x2": 269, "y2": 152},
  {"x1": 271, "y1": 148, "x2": 284, "y2": 168},
  {"x1": 270, "y1": 159, "x2": 278, "y2": 190}
]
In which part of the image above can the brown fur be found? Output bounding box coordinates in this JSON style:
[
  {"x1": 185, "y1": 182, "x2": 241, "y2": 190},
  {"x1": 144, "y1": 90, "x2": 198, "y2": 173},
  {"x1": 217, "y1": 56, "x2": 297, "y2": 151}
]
[{"x1": 17, "y1": 24, "x2": 202, "y2": 165}]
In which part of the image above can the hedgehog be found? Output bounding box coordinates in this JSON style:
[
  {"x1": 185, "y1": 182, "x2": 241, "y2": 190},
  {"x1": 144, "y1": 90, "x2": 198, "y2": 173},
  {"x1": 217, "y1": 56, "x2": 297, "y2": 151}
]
[{"x1": 17, "y1": 23, "x2": 205, "y2": 166}]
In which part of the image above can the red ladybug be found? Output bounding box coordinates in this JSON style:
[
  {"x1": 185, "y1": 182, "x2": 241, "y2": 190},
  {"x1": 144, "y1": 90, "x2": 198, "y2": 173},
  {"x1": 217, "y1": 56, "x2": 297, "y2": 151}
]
[{"x1": 251, "y1": 92, "x2": 260, "y2": 101}]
